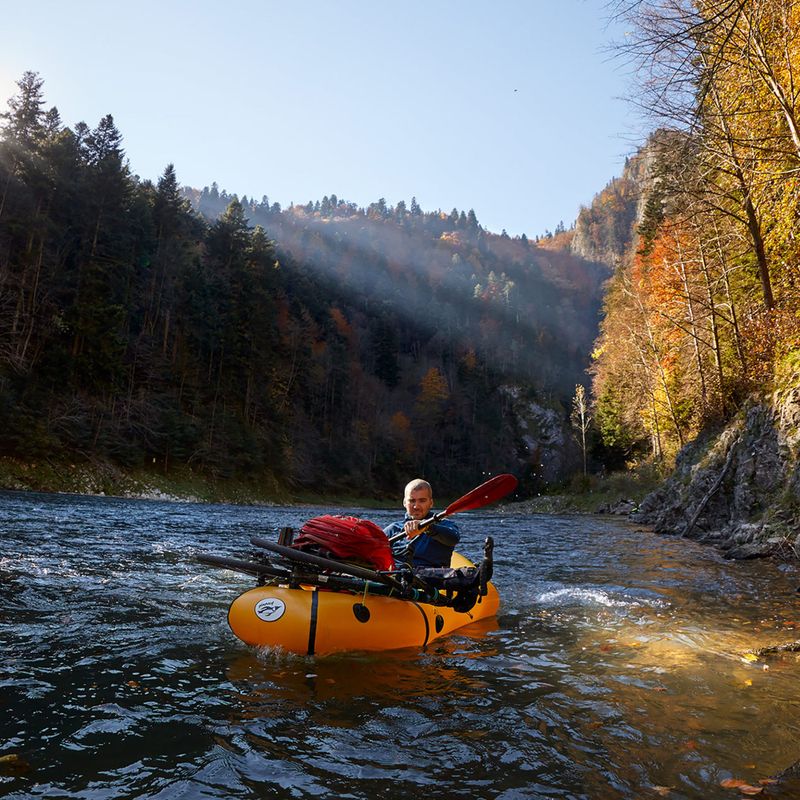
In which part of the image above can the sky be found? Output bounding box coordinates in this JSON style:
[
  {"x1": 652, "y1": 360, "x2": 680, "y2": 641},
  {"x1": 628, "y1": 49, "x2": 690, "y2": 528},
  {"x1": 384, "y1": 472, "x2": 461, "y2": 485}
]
[{"x1": 0, "y1": 1, "x2": 641, "y2": 238}]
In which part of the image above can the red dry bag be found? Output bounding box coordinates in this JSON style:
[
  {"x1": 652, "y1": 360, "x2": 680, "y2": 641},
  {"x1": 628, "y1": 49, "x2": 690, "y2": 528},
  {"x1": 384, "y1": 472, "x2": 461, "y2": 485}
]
[{"x1": 293, "y1": 515, "x2": 395, "y2": 571}]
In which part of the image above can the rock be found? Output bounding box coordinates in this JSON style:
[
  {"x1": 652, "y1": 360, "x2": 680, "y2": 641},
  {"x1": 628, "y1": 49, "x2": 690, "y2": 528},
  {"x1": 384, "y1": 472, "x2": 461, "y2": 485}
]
[
  {"x1": 636, "y1": 382, "x2": 800, "y2": 560},
  {"x1": 500, "y1": 385, "x2": 578, "y2": 485},
  {"x1": 724, "y1": 542, "x2": 774, "y2": 560},
  {"x1": 597, "y1": 498, "x2": 637, "y2": 515}
]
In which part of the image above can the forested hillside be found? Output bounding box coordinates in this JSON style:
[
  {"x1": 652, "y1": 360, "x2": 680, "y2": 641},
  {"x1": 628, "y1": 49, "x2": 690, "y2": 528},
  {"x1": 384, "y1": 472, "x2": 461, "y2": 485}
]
[
  {"x1": 572, "y1": 0, "x2": 800, "y2": 555},
  {"x1": 0, "y1": 73, "x2": 608, "y2": 497},
  {"x1": 586, "y1": 0, "x2": 800, "y2": 468}
]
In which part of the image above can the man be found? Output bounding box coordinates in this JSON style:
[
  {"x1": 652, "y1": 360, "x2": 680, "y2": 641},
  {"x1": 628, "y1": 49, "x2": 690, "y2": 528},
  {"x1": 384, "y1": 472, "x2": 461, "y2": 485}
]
[{"x1": 383, "y1": 478, "x2": 461, "y2": 568}]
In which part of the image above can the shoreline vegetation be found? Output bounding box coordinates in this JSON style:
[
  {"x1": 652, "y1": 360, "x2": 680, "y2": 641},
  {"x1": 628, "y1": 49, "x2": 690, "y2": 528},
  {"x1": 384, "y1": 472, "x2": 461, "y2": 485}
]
[
  {"x1": 0, "y1": 456, "x2": 391, "y2": 508},
  {"x1": 0, "y1": 455, "x2": 659, "y2": 515}
]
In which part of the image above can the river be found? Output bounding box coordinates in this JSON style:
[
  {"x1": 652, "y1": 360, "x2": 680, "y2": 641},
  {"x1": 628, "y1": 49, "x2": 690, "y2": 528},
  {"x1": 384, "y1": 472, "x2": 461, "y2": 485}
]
[{"x1": 2, "y1": 490, "x2": 800, "y2": 799}]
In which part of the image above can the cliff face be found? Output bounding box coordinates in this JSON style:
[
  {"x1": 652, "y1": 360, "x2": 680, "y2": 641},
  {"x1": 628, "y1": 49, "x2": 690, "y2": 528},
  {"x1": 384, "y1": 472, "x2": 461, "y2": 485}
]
[
  {"x1": 501, "y1": 385, "x2": 577, "y2": 488},
  {"x1": 635, "y1": 363, "x2": 800, "y2": 559},
  {"x1": 570, "y1": 147, "x2": 651, "y2": 267}
]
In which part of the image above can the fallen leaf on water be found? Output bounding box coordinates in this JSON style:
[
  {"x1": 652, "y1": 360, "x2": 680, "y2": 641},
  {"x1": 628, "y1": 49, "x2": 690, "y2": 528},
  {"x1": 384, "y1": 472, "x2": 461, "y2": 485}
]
[
  {"x1": 720, "y1": 779, "x2": 763, "y2": 794},
  {"x1": 0, "y1": 753, "x2": 31, "y2": 775},
  {"x1": 758, "y1": 778, "x2": 778, "y2": 785},
  {"x1": 742, "y1": 679, "x2": 753, "y2": 687},
  {"x1": 460, "y1": 729, "x2": 489, "y2": 739},
  {"x1": 741, "y1": 653, "x2": 759, "y2": 663},
  {"x1": 651, "y1": 785, "x2": 672, "y2": 796},
  {"x1": 682, "y1": 739, "x2": 697, "y2": 750}
]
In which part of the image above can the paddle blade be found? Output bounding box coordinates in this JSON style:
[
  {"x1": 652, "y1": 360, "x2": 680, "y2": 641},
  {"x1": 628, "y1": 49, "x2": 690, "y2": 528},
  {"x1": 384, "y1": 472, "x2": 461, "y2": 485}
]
[{"x1": 444, "y1": 473, "x2": 518, "y2": 515}]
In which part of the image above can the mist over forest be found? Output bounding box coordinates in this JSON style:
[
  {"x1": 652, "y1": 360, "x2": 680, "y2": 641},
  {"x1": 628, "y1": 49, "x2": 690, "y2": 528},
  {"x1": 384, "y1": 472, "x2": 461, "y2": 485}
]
[{"x1": 0, "y1": 73, "x2": 611, "y2": 498}]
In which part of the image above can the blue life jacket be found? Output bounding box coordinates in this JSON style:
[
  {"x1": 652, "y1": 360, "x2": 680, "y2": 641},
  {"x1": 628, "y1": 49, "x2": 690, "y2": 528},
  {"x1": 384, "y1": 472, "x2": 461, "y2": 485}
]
[{"x1": 383, "y1": 515, "x2": 461, "y2": 568}]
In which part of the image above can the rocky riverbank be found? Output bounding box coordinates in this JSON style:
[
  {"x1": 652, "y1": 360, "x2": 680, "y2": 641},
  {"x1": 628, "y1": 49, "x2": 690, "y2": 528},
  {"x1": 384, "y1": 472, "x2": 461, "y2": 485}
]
[
  {"x1": 635, "y1": 359, "x2": 800, "y2": 560},
  {"x1": 0, "y1": 456, "x2": 394, "y2": 509},
  {"x1": 504, "y1": 466, "x2": 659, "y2": 517},
  {"x1": 0, "y1": 457, "x2": 287, "y2": 506}
]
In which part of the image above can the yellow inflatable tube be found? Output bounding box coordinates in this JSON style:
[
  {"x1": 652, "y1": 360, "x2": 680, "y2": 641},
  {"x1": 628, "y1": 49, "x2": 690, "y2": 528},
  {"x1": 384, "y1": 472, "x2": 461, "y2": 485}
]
[{"x1": 227, "y1": 553, "x2": 500, "y2": 656}]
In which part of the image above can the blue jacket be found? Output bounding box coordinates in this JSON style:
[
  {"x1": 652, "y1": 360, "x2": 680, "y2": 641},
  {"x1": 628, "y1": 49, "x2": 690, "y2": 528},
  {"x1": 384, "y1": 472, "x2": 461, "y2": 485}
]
[{"x1": 383, "y1": 515, "x2": 461, "y2": 568}]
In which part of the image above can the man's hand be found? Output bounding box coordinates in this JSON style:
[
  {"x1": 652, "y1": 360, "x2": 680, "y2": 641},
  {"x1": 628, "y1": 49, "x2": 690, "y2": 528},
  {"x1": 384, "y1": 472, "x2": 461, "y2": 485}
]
[{"x1": 403, "y1": 519, "x2": 424, "y2": 539}]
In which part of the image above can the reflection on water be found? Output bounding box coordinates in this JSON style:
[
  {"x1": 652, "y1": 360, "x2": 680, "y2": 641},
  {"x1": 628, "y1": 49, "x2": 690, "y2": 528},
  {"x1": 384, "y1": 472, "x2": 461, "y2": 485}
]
[
  {"x1": 1, "y1": 491, "x2": 800, "y2": 799},
  {"x1": 230, "y1": 616, "x2": 500, "y2": 706}
]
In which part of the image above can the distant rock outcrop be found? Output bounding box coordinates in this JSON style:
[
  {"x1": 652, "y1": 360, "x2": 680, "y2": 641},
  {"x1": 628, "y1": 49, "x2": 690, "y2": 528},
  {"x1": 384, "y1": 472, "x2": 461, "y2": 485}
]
[
  {"x1": 501, "y1": 385, "x2": 578, "y2": 488},
  {"x1": 634, "y1": 365, "x2": 800, "y2": 559},
  {"x1": 570, "y1": 149, "x2": 650, "y2": 267}
]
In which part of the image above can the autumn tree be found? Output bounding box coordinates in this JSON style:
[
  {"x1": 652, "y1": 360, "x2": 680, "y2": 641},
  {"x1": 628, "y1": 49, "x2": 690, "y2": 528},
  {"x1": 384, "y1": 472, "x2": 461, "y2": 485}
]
[
  {"x1": 592, "y1": 0, "x2": 800, "y2": 468},
  {"x1": 570, "y1": 384, "x2": 592, "y2": 476}
]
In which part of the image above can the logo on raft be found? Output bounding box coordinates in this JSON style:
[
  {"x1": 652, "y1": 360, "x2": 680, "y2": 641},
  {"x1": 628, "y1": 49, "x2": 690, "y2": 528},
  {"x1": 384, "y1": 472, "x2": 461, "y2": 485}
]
[{"x1": 254, "y1": 597, "x2": 286, "y2": 622}]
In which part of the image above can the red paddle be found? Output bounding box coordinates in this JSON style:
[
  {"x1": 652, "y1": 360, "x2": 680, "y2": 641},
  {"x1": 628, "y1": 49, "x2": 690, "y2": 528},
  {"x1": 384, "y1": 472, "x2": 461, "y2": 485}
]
[{"x1": 388, "y1": 473, "x2": 518, "y2": 542}]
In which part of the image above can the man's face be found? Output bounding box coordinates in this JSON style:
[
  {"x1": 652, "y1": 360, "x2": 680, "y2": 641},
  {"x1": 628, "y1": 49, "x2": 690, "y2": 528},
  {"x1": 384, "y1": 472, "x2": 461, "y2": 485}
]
[{"x1": 404, "y1": 488, "x2": 433, "y2": 520}]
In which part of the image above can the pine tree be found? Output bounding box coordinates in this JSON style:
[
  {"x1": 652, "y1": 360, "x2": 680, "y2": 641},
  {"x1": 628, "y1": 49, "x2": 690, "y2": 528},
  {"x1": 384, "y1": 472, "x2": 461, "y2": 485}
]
[{"x1": 1, "y1": 71, "x2": 47, "y2": 146}]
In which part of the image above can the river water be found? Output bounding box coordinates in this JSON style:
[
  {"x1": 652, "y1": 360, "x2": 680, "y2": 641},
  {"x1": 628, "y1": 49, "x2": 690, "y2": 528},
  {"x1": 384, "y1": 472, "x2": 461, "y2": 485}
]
[{"x1": 2, "y1": 490, "x2": 800, "y2": 799}]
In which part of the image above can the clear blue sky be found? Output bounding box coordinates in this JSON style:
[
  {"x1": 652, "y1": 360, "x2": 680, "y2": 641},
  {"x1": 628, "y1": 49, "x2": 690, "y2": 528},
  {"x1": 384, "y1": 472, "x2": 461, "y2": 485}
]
[{"x1": 1, "y1": 1, "x2": 640, "y2": 237}]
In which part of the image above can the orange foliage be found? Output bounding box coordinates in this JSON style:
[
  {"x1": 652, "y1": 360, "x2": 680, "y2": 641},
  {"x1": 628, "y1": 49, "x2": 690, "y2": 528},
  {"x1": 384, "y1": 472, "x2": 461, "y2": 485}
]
[
  {"x1": 439, "y1": 231, "x2": 465, "y2": 246},
  {"x1": 329, "y1": 306, "x2": 353, "y2": 339},
  {"x1": 461, "y1": 349, "x2": 477, "y2": 371},
  {"x1": 390, "y1": 410, "x2": 411, "y2": 437},
  {"x1": 537, "y1": 230, "x2": 574, "y2": 251},
  {"x1": 389, "y1": 410, "x2": 415, "y2": 457},
  {"x1": 276, "y1": 298, "x2": 290, "y2": 335},
  {"x1": 418, "y1": 367, "x2": 449, "y2": 409}
]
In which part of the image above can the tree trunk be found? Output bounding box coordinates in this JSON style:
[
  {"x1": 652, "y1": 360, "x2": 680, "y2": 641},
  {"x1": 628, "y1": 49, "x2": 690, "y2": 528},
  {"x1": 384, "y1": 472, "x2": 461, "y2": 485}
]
[
  {"x1": 673, "y1": 238, "x2": 708, "y2": 409},
  {"x1": 695, "y1": 232, "x2": 727, "y2": 413}
]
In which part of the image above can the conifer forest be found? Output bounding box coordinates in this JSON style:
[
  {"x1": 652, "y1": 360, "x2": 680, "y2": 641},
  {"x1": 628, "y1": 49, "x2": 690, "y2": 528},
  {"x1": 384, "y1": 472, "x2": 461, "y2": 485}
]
[{"x1": 0, "y1": 73, "x2": 607, "y2": 497}]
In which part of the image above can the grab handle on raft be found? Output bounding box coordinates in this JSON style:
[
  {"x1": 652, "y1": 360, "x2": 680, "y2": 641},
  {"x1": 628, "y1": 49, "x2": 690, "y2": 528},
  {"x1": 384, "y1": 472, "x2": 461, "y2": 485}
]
[{"x1": 388, "y1": 473, "x2": 518, "y2": 543}]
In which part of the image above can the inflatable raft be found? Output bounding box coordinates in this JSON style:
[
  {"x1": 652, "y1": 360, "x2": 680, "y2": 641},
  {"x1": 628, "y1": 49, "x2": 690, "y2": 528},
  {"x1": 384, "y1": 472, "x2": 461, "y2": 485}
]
[
  {"x1": 197, "y1": 474, "x2": 516, "y2": 657},
  {"x1": 227, "y1": 551, "x2": 500, "y2": 656}
]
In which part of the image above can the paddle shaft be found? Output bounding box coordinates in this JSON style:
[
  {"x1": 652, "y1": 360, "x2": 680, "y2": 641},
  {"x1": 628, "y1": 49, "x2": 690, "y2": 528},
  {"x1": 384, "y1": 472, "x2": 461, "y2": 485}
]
[
  {"x1": 388, "y1": 510, "x2": 446, "y2": 544},
  {"x1": 388, "y1": 473, "x2": 517, "y2": 543}
]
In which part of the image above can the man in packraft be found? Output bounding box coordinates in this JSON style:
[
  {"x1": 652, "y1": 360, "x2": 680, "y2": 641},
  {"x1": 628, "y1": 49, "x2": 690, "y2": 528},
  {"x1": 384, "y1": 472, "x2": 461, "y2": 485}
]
[{"x1": 383, "y1": 478, "x2": 460, "y2": 568}]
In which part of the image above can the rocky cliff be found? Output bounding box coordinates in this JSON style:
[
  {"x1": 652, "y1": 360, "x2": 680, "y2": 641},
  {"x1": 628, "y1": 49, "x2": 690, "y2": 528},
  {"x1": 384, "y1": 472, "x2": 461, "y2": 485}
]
[
  {"x1": 501, "y1": 385, "x2": 579, "y2": 490},
  {"x1": 634, "y1": 361, "x2": 800, "y2": 559},
  {"x1": 570, "y1": 147, "x2": 650, "y2": 266}
]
